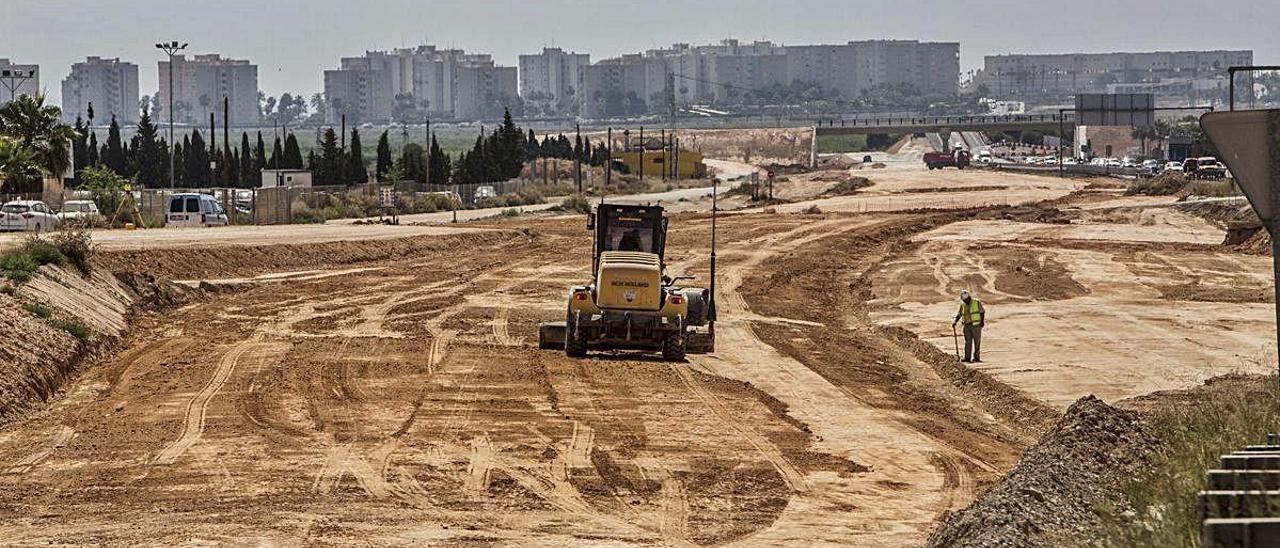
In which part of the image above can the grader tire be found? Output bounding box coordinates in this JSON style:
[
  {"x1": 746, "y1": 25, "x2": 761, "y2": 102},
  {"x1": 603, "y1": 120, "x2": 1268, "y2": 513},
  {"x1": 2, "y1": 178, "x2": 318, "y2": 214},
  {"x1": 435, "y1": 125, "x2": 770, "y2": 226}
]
[
  {"x1": 565, "y1": 312, "x2": 588, "y2": 358},
  {"x1": 662, "y1": 334, "x2": 686, "y2": 362}
]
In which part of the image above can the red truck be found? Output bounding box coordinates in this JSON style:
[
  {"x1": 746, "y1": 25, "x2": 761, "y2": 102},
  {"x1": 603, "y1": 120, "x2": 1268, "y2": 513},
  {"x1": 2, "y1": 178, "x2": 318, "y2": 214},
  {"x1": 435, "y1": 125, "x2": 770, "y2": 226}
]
[{"x1": 924, "y1": 149, "x2": 971, "y2": 170}]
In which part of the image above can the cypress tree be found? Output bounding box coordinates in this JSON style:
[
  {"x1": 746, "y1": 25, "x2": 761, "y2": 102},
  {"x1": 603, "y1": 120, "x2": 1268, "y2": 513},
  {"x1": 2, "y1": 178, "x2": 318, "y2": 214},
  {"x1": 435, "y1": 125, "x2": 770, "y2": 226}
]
[
  {"x1": 398, "y1": 143, "x2": 426, "y2": 183},
  {"x1": 72, "y1": 116, "x2": 88, "y2": 183},
  {"x1": 135, "y1": 110, "x2": 165, "y2": 188},
  {"x1": 254, "y1": 132, "x2": 267, "y2": 172},
  {"x1": 268, "y1": 137, "x2": 283, "y2": 169},
  {"x1": 347, "y1": 128, "x2": 367, "y2": 185},
  {"x1": 283, "y1": 134, "x2": 304, "y2": 169},
  {"x1": 428, "y1": 134, "x2": 449, "y2": 186},
  {"x1": 317, "y1": 128, "x2": 341, "y2": 185},
  {"x1": 187, "y1": 129, "x2": 210, "y2": 187},
  {"x1": 87, "y1": 132, "x2": 100, "y2": 168},
  {"x1": 375, "y1": 131, "x2": 392, "y2": 181},
  {"x1": 104, "y1": 116, "x2": 126, "y2": 175},
  {"x1": 240, "y1": 133, "x2": 254, "y2": 188}
]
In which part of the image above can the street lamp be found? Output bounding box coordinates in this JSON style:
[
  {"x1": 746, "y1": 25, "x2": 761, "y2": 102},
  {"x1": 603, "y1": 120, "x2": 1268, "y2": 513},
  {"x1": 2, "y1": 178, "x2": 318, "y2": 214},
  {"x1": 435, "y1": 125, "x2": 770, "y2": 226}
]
[
  {"x1": 0, "y1": 69, "x2": 37, "y2": 102},
  {"x1": 156, "y1": 41, "x2": 188, "y2": 187}
]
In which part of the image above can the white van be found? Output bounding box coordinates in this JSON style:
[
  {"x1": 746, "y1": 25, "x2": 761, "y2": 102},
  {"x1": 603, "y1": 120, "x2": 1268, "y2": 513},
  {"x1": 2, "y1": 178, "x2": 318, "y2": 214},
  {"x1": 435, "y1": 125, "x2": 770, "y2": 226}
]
[{"x1": 166, "y1": 193, "x2": 229, "y2": 228}]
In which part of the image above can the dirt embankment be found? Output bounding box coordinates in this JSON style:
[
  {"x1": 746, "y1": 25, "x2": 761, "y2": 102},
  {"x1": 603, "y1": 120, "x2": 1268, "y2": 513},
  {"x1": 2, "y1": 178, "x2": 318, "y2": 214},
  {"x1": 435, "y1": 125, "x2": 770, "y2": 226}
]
[
  {"x1": 96, "y1": 230, "x2": 521, "y2": 280},
  {"x1": 740, "y1": 211, "x2": 1059, "y2": 458},
  {"x1": 926, "y1": 396, "x2": 1158, "y2": 548},
  {"x1": 0, "y1": 266, "x2": 193, "y2": 426}
]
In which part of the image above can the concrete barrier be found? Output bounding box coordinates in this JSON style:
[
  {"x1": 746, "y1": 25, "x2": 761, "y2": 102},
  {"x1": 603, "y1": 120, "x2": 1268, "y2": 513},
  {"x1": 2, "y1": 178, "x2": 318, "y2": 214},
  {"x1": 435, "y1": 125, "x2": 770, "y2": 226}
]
[
  {"x1": 1208, "y1": 470, "x2": 1280, "y2": 491},
  {"x1": 1202, "y1": 518, "x2": 1280, "y2": 547}
]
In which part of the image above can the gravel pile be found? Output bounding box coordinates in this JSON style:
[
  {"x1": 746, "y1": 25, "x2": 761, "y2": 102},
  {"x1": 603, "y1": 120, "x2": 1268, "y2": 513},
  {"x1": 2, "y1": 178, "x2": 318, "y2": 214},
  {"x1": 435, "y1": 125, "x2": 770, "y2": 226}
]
[{"x1": 927, "y1": 395, "x2": 1158, "y2": 547}]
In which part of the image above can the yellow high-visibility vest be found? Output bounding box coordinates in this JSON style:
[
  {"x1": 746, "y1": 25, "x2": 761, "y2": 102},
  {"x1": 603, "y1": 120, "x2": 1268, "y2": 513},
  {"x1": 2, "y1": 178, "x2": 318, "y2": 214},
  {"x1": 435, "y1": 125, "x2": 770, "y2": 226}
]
[{"x1": 960, "y1": 299, "x2": 982, "y2": 325}]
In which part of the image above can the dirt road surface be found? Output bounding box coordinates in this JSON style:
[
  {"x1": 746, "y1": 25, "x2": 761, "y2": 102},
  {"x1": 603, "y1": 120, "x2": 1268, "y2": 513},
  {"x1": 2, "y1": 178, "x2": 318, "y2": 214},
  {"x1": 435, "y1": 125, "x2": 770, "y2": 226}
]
[{"x1": 0, "y1": 156, "x2": 1270, "y2": 545}]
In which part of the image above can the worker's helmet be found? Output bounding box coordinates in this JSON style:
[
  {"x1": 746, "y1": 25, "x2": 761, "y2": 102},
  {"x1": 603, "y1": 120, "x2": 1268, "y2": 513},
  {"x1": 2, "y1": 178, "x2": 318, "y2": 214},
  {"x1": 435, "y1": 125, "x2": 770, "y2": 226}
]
[{"x1": 959, "y1": 289, "x2": 971, "y2": 300}]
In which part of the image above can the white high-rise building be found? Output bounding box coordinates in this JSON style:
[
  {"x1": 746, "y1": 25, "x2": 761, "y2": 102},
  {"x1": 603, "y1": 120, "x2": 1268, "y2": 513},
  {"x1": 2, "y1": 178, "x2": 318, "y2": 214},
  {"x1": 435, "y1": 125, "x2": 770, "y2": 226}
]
[
  {"x1": 579, "y1": 39, "x2": 960, "y2": 117},
  {"x1": 61, "y1": 57, "x2": 140, "y2": 124},
  {"x1": 325, "y1": 46, "x2": 518, "y2": 123},
  {"x1": 157, "y1": 54, "x2": 259, "y2": 126},
  {"x1": 519, "y1": 48, "x2": 590, "y2": 115},
  {"x1": 0, "y1": 59, "x2": 40, "y2": 106}
]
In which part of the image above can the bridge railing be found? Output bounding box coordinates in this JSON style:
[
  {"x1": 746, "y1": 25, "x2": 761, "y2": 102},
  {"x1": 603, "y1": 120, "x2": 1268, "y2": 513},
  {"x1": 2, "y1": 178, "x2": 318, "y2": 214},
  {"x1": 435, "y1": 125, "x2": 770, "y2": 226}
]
[{"x1": 814, "y1": 113, "x2": 1075, "y2": 128}]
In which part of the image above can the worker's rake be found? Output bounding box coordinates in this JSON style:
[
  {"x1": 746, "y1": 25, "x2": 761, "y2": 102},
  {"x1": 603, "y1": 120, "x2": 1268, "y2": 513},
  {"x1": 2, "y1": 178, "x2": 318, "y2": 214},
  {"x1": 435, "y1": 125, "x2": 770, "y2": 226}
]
[{"x1": 951, "y1": 324, "x2": 961, "y2": 361}]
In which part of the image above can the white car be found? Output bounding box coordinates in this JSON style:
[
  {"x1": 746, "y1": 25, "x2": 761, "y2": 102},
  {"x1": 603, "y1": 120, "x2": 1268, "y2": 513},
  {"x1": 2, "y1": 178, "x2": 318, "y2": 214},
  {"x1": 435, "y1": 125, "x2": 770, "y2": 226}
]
[
  {"x1": 1105, "y1": 158, "x2": 1124, "y2": 167},
  {"x1": 165, "y1": 193, "x2": 229, "y2": 228},
  {"x1": 0, "y1": 200, "x2": 60, "y2": 232},
  {"x1": 1163, "y1": 162, "x2": 1184, "y2": 172},
  {"x1": 56, "y1": 200, "x2": 102, "y2": 224}
]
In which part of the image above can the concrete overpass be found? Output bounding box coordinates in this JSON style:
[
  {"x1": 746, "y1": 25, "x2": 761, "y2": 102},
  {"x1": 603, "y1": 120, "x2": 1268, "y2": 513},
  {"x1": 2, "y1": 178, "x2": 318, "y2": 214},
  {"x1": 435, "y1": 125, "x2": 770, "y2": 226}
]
[{"x1": 812, "y1": 113, "x2": 1074, "y2": 136}]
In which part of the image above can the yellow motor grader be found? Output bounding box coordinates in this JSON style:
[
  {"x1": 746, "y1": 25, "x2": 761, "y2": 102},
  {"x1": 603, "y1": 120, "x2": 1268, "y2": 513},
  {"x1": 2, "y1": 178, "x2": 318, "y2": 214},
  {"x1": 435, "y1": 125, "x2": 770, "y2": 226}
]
[{"x1": 538, "y1": 203, "x2": 716, "y2": 360}]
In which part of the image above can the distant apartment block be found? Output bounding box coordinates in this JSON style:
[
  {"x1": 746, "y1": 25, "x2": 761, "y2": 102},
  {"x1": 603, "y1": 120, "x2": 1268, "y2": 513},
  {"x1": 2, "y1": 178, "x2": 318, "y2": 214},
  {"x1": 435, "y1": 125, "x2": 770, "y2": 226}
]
[
  {"x1": 324, "y1": 56, "x2": 394, "y2": 125},
  {"x1": 580, "y1": 39, "x2": 960, "y2": 117},
  {"x1": 977, "y1": 50, "x2": 1253, "y2": 99},
  {"x1": 0, "y1": 59, "x2": 40, "y2": 105},
  {"x1": 61, "y1": 57, "x2": 139, "y2": 124},
  {"x1": 157, "y1": 54, "x2": 260, "y2": 126},
  {"x1": 519, "y1": 48, "x2": 590, "y2": 115},
  {"x1": 325, "y1": 45, "x2": 518, "y2": 123}
]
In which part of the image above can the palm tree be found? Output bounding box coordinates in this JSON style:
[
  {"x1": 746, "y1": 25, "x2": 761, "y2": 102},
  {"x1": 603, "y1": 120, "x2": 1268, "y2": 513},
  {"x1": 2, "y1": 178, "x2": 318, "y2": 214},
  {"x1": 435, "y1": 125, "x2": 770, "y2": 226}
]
[
  {"x1": 0, "y1": 136, "x2": 42, "y2": 193},
  {"x1": 0, "y1": 94, "x2": 79, "y2": 180}
]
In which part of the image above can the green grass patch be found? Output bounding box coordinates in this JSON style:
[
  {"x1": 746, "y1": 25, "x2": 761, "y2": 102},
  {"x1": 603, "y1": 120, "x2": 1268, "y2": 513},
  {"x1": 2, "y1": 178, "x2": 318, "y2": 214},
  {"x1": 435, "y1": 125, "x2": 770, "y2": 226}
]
[
  {"x1": 0, "y1": 250, "x2": 40, "y2": 283},
  {"x1": 1099, "y1": 375, "x2": 1280, "y2": 546},
  {"x1": 49, "y1": 318, "x2": 90, "y2": 342},
  {"x1": 23, "y1": 302, "x2": 52, "y2": 319}
]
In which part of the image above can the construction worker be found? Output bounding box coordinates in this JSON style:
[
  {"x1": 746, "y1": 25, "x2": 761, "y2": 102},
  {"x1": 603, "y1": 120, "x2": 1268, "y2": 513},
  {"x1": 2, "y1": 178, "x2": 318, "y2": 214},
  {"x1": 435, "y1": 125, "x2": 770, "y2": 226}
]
[{"x1": 952, "y1": 289, "x2": 986, "y2": 363}]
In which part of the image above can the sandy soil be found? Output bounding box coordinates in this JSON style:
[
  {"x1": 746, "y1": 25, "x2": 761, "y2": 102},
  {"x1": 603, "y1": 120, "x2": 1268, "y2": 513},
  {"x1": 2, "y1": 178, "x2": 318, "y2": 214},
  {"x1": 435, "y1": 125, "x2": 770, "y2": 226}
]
[
  {"x1": 0, "y1": 153, "x2": 1271, "y2": 545},
  {"x1": 870, "y1": 215, "x2": 1274, "y2": 409}
]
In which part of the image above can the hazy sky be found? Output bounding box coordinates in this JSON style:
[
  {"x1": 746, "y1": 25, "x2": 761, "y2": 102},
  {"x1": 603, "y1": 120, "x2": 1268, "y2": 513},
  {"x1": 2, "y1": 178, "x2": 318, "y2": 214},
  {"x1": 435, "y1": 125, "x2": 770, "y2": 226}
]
[{"x1": 4, "y1": 0, "x2": 1276, "y2": 106}]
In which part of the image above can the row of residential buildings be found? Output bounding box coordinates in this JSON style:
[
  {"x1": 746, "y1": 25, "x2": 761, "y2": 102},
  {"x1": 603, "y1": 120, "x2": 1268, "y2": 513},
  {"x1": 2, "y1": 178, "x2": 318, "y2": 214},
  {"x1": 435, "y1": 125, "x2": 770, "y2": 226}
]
[
  {"x1": 974, "y1": 50, "x2": 1254, "y2": 99},
  {"x1": 0, "y1": 45, "x2": 1256, "y2": 127}
]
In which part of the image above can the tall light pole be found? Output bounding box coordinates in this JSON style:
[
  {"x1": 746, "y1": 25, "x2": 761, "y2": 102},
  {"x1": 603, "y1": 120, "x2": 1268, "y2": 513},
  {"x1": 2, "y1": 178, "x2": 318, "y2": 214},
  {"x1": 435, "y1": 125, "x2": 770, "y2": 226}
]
[
  {"x1": 0, "y1": 69, "x2": 37, "y2": 102},
  {"x1": 156, "y1": 41, "x2": 188, "y2": 186}
]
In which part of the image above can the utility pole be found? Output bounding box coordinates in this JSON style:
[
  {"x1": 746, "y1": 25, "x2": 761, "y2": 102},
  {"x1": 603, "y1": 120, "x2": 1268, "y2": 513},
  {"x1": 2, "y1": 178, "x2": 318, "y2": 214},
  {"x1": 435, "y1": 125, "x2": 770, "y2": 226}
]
[
  {"x1": 156, "y1": 41, "x2": 188, "y2": 187},
  {"x1": 604, "y1": 127, "x2": 612, "y2": 203},
  {"x1": 661, "y1": 129, "x2": 667, "y2": 181},
  {"x1": 639, "y1": 126, "x2": 645, "y2": 180},
  {"x1": 575, "y1": 123, "x2": 582, "y2": 194}
]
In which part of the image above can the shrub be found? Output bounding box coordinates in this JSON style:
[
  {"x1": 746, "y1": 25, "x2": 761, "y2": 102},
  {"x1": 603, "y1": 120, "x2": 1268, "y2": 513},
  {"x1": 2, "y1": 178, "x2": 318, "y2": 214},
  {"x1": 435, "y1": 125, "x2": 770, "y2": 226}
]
[
  {"x1": 824, "y1": 176, "x2": 874, "y2": 196},
  {"x1": 804, "y1": 204, "x2": 823, "y2": 214},
  {"x1": 49, "y1": 318, "x2": 90, "y2": 342},
  {"x1": 501, "y1": 208, "x2": 521, "y2": 217},
  {"x1": 51, "y1": 228, "x2": 95, "y2": 274},
  {"x1": 20, "y1": 237, "x2": 65, "y2": 267},
  {"x1": 1127, "y1": 172, "x2": 1188, "y2": 196},
  {"x1": 23, "y1": 302, "x2": 52, "y2": 319},
  {"x1": 555, "y1": 194, "x2": 593, "y2": 214},
  {"x1": 0, "y1": 251, "x2": 39, "y2": 283}
]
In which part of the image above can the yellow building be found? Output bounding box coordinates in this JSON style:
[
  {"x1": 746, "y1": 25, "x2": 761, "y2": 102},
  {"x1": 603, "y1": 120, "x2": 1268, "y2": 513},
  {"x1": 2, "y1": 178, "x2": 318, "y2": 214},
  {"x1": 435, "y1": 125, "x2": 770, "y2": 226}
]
[{"x1": 613, "y1": 149, "x2": 706, "y2": 179}]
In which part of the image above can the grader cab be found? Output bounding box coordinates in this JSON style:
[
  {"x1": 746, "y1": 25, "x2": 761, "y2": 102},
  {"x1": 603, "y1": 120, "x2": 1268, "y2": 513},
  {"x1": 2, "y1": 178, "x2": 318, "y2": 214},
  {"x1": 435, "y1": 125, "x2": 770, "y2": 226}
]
[{"x1": 538, "y1": 203, "x2": 715, "y2": 360}]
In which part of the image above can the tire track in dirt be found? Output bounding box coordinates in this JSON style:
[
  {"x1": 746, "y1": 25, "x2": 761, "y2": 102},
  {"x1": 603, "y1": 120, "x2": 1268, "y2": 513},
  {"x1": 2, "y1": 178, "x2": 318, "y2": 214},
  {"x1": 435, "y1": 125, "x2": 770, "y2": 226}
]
[
  {"x1": 5, "y1": 425, "x2": 74, "y2": 475},
  {"x1": 670, "y1": 363, "x2": 809, "y2": 492},
  {"x1": 688, "y1": 216, "x2": 976, "y2": 546},
  {"x1": 153, "y1": 338, "x2": 262, "y2": 465}
]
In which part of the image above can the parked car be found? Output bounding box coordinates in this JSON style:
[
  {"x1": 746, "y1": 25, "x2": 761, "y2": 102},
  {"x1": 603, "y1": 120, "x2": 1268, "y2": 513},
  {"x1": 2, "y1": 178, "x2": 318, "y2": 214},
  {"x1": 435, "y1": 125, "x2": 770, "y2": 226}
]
[
  {"x1": 0, "y1": 200, "x2": 60, "y2": 232},
  {"x1": 1163, "y1": 162, "x2": 1184, "y2": 172},
  {"x1": 56, "y1": 200, "x2": 103, "y2": 225},
  {"x1": 474, "y1": 185, "x2": 496, "y2": 200},
  {"x1": 165, "y1": 193, "x2": 229, "y2": 228},
  {"x1": 1184, "y1": 156, "x2": 1227, "y2": 179},
  {"x1": 1140, "y1": 159, "x2": 1162, "y2": 177}
]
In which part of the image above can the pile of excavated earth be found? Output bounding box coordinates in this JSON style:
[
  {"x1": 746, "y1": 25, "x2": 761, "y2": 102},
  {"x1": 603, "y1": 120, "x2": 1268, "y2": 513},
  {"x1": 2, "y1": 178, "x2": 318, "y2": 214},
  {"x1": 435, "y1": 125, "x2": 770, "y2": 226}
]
[{"x1": 0, "y1": 138, "x2": 1272, "y2": 546}]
